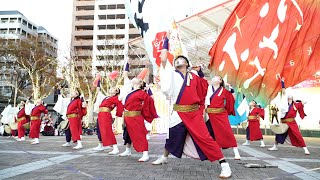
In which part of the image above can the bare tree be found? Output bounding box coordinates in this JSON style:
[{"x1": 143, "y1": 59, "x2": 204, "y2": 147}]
[{"x1": 0, "y1": 37, "x2": 60, "y2": 102}]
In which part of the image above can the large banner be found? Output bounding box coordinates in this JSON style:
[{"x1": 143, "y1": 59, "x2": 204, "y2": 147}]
[
  {"x1": 125, "y1": 0, "x2": 188, "y2": 77},
  {"x1": 208, "y1": 0, "x2": 320, "y2": 107}
]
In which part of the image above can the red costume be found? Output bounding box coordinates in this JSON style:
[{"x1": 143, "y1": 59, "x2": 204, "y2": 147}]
[
  {"x1": 16, "y1": 107, "x2": 28, "y2": 138},
  {"x1": 276, "y1": 102, "x2": 307, "y2": 147},
  {"x1": 66, "y1": 98, "x2": 83, "y2": 142},
  {"x1": 124, "y1": 89, "x2": 158, "y2": 152},
  {"x1": 206, "y1": 87, "x2": 237, "y2": 148},
  {"x1": 29, "y1": 105, "x2": 48, "y2": 138},
  {"x1": 247, "y1": 107, "x2": 264, "y2": 141},
  {"x1": 172, "y1": 72, "x2": 224, "y2": 161},
  {"x1": 98, "y1": 95, "x2": 123, "y2": 146},
  {"x1": 79, "y1": 107, "x2": 86, "y2": 136}
]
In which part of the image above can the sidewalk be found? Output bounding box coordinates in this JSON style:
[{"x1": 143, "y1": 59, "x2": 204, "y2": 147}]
[{"x1": 0, "y1": 134, "x2": 319, "y2": 180}]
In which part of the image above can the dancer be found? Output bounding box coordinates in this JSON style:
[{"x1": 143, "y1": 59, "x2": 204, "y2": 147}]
[
  {"x1": 16, "y1": 101, "x2": 28, "y2": 141},
  {"x1": 27, "y1": 99, "x2": 48, "y2": 144},
  {"x1": 242, "y1": 100, "x2": 266, "y2": 147},
  {"x1": 118, "y1": 71, "x2": 158, "y2": 162},
  {"x1": 97, "y1": 86, "x2": 123, "y2": 155},
  {"x1": 268, "y1": 79, "x2": 310, "y2": 155},
  {"x1": 152, "y1": 36, "x2": 231, "y2": 178},
  {"x1": 205, "y1": 76, "x2": 241, "y2": 160},
  {"x1": 66, "y1": 89, "x2": 86, "y2": 149}
]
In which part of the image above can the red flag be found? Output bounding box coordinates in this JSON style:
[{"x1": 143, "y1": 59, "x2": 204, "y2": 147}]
[
  {"x1": 152, "y1": 31, "x2": 174, "y2": 67},
  {"x1": 209, "y1": 0, "x2": 320, "y2": 106}
]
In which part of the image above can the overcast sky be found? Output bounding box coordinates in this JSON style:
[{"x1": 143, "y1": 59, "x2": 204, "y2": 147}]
[{"x1": 0, "y1": 0, "x2": 221, "y2": 61}]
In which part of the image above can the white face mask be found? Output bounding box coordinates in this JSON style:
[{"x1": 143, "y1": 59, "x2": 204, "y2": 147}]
[
  {"x1": 131, "y1": 78, "x2": 142, "y2": 89},
  {"x1": 174, "y1": 58, "x2": 187, "y2": 68},
  {"x1": 212, "y1": 76, "x2": 221, "y2": 83}
]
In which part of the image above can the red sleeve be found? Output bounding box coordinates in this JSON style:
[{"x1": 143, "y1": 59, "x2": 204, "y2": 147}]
[
  {"x1": 225, "y1": 90, "x2": 235, "y2": 116},
  {"x1": 41, "y1": 105, "x2": 48, "y2": 114},
  {"x1": 142, "y1": 93, "x2": 158, "y2": 123},
  {"x1": 296, "y1": 102, "x2": 306, "y2": 119},
  {"x1": 81, "y1": 107, "x2": 87, "y2": 116},
  {"x1": 115, "y1": 98, "x2": 124, "y2": 117},
  {"x1": 78, "y1": 100, "x2": 83, "y2": 117},
  {"x1": 259, "y1": 108, "x2": 265, "y2": 120}
]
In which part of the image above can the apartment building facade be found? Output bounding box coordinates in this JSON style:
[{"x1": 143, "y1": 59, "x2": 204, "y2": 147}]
[{"x1": 71, "y1": 0, "x2": 146, "y2": 76}]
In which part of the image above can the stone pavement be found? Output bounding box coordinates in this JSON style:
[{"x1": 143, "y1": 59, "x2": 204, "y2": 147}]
[{"x1": 0, "y1": 134, "x2": 319, "y2": 180}]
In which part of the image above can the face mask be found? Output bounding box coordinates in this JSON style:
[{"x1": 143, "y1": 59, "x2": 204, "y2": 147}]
[
  {"x1": 212, "y1": 76, "x2": 221, "y2": 83},
  {"x1": 174, "y1": 58, "x2": 187, "y2": 68}
]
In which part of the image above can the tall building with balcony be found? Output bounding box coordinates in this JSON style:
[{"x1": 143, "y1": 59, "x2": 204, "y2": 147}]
[
  {"x1": 0, "y1": 10, "x2": 58, "y2": 105},
  {"x1": 71, "y1": 0, "x2": 145, "y2": 76}
]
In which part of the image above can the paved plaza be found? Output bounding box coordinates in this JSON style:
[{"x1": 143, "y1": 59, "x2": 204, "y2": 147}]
[{"x1": 0, "y1": 134, "x2": 319, "y2": 180}]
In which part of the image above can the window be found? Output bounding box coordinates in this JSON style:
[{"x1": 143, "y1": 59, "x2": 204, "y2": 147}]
[
  {"x1": 98, "y1": 35, "x2": 115, "y2": 40},
  {"x1": 9, "y1": 18, "x2": 17, "y2": 23},
  {"x1": 28, "y1": 23, "x2": 33, "y2": 30},
  {"x1": 0, "y1": 28, "x2": 7, "y2": 34},
  {"x1": 76, "y1": 5, "x2": 94, "y2": 11},
  {"x1": 129, "y1": 24, "x2": 135, "y2": 28},
  {"x1": 98, "y1": 25, "x2": 106, "y2": 30},
  {"x1": 18, "y1": 18, "x2": 21, "y2": 23},
  {"x1": 117, "y1": 4, "x2": 125, "y2": 9},
  {"x1": 98, "y1": 15, "x2": 106, "y2": 20},
  {"x1": 107, "y1": 4, "x2": 116, "y2": 9},
  {"x1": 1, "y1": 18, "x2": 8, "y2": 23},
  {"x1": 107, "y1": 15, "x2": 115, "y2": 19},
  {"x1": 76, "y1": 15, "x2": 94, "y2": 20},
  {"x1": 107, "y1": 25, "x2": 115, "y2": 29},
  {"x1": 129, "y1": 34, "x2": 140, "y2": 39},
  {"x1": 116, "y1": 34, "x2": 125, "y2": 39},
  {"x1": 75, "y1": 35, "x2": 93, "y2": 40},
  {"x1": 75, "y1": 25, "x2": 94, "y2": 31},
  {"x1": 99, "y1": 5, "x2": 106, "y2": 10},
  {"x1": 75, "y1": 46, "x2": 93, "y2": 51},
  {"x1": 22, "y1": 19, "x2": 27, "y2": 26},
  {"x1": 21, "y1": 30, "x2": 26, "y2": 36},
  {"x1": 8, "y1": 28, "x2": 16, "y2": 34},
  {"x1": 116, "y1": 14, "x2": 125, "y2": 19},
  {"x1": 97, "y1": 44, "x2": 124, "y2": 50},
  {"x1": 116, "y1": 24, "x2": 125, "y2": 29}
]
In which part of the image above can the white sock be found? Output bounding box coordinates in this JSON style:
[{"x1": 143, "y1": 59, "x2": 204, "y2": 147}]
[
  {"x1": 162, "y1": 155, "x2": 168, "y2": 160},
  {"x1": 233, "y1": 147, "x2": 240, "y2": 156},
  {"x1": 143, "y1": 151, "x2": 148, "y2": 156}
]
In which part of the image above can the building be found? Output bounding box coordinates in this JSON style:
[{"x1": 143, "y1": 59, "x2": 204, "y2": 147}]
[
  {"x1": 0, "y1": 10, "x2": 58, "y2": 110},
  {"x1": 71, "y1": 0, "x2": 145, "y2": 77},
  {"x1": 0, "y1": 11, "x2": 58, "y2": 56}
]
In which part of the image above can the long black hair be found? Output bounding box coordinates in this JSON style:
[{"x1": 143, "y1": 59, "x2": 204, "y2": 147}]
[
  {"x1": 217, "y1": 75, "x2": 225, "y2": 88},
  {"x1": 115, "y1": 88, "x2": 120, "y2": 96}
]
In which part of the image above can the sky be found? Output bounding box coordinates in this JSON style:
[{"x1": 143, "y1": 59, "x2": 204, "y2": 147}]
[{"x1": 0, "y1": 0, "x2": 221, "y2": 62}]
